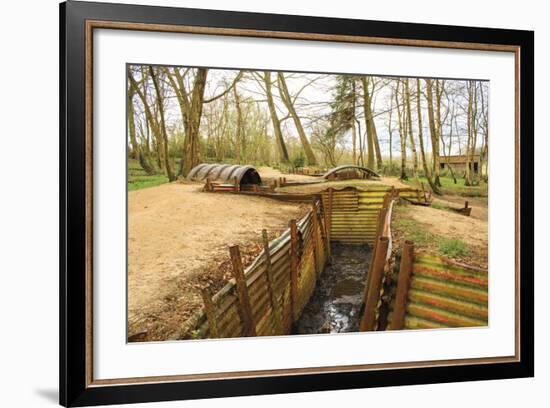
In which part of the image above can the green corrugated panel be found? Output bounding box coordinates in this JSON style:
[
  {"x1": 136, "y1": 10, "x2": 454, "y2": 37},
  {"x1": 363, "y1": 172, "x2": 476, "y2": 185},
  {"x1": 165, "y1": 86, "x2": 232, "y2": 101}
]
[{"x1": 403, "y1": 253, "x2": 488, "y2": 329}]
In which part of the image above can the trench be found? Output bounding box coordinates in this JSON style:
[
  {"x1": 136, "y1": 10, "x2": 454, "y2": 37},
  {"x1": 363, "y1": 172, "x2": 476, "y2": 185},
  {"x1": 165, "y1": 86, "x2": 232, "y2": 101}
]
[{"x1": 293, "y1": 243, "x2": 372, "y2": 334}]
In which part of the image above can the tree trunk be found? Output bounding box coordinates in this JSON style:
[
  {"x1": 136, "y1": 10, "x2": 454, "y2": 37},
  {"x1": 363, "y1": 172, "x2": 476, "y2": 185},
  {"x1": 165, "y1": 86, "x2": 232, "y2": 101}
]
[
  {"x1": 416, "y1": 79, "x2": 441, "y2": 195},
  {"x1": 470, "y1": 82, "x2": 479, "y2": 185},
  {"x1": 394, "y1": 81, "x2": 407, "y2": 180},
  {"x1": 425, "y1": 79, "x2": 441, "y2": 187},
  {"x1": 265, "y1": 72, "x2": 290, "y2": 163},
  {"x1": 277, "y1": 73, "x2": 317, "y2": 165},
  {"x1": 233, "y1": 84, "x2": 242, "y2": 162},
  {"x1": 361, "y1": 77, "x2": 376, "y2": 169},
  {"x1": 351, "y1": 80, "x2": 357, "y2": 164},
  {"x1": 127, "y1": 84, "x2": 155, "y2": 175},
  {"x1": 465, "y1": 81, "x2": 474, "y2": 186},
  {"x1": 128, "y1": 70, "x2": 166, "y2": 173},
  {"x1": 388, "y1": 90, "x2": 394, "y2": 168},
  {"x1": 404, "y1": 79, "x2": 418, "y2": 178},
  {"x1": 149, "y1": 66, "x2": 175, "y2": 181},
  {"x1": 440, "y1": 105, "x2": 458, "y2": 184}
]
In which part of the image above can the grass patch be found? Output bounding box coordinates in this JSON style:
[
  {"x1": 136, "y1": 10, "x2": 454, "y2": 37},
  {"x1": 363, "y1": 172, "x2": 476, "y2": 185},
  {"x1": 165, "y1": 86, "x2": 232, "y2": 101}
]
[
  {"x1": 438, "y1": 238, "x2": 468, "y2": 258},
  {"x1": 393, "y1": 205, "x2": 471, "y2": 259},
  {"x1": 128, "y1": 159, "x2": 169, "y2": 191},
  {"x1": 392, "y1": 215, "x2": 439, "y2": 246},
  {"x1": 430, "y1": 201, "x2": 446, "y2": 210},
  {"x1": 405, "y1": 176, "x2": 488, "y2": 198}
]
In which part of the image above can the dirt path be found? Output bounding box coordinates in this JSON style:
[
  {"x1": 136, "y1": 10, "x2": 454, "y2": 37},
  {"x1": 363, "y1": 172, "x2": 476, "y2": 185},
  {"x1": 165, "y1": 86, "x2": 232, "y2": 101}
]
[{"x1": 128, "y1": 182, "x2": 306, "y2": 341}]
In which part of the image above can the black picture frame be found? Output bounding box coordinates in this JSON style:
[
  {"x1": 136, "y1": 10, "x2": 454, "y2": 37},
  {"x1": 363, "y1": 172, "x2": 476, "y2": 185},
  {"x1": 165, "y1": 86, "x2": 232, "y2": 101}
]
[{"x1": 60, "y1": 1, "x2": 534, "y2": 406}]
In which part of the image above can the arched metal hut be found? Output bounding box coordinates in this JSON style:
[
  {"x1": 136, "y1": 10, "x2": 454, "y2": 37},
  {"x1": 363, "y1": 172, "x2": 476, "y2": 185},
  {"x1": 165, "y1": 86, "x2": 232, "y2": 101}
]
[
  {"x1": 323, "y1": 165, "x2": 380, "y2": 181},
  {"x1": 187, "y1": 163, "x2": 262, "y2": 188}
]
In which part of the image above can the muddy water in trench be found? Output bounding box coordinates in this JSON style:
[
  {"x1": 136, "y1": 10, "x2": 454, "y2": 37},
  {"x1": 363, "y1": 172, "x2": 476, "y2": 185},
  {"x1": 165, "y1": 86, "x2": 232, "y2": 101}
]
[{"x1": 294, "y1": 244, "x2": 372, "y2": 334}]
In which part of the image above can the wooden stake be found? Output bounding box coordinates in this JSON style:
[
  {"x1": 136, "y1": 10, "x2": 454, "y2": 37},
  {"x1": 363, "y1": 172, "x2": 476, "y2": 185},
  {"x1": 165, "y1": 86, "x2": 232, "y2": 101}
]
[
  {"x1": 325, "y1": 188, "x2": 333, "y2": 259},
  {"x1": 420, "y1": 182, "x2": 427, "y2": 202},
  {"x1": 390, "y1": 240, "x2": 414, "y2": 330},
  {"x1": 311, "y1": 199, "x2": 320, "y2": 277},
  {"x1": 233, "y1": 176, "x2": 240, "y2": 192},
  {"x1": 366, "y1": 206, "x2": 388, "y2": 295},
  {"x1": 205, "y1": 177, "x2": 212, "y2": 192},
  {"x1": 289, "y1": 219, "x2": 299, "y2": 321},
  {"x1": 262, "y1": 229, "x2": 281, "y2": 333},
  {"x1": 229, "y1": 245, "x2": 256, "y2": 336},
  {"x1": 360, "y1": 236, "x2": 389, "y2": 331},
  {"x1": 200, "y1": 287, "x2": 220, "y2": 338}
]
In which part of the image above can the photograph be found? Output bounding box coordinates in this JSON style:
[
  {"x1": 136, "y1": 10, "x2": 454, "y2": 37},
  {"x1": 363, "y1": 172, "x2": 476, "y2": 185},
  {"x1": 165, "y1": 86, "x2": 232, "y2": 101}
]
[
  {"x1": 55, "y1": 1, "x2": 534, "y2": 405},
  {"x1": 126, "y1": 64, "x2": 489, "y2": 342}
]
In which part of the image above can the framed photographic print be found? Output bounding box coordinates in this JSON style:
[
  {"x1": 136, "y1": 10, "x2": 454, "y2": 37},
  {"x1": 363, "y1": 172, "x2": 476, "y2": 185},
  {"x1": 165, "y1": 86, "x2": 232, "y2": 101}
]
[{"x1": 60, "y1": 0, "x2": 534, "y2": 406}]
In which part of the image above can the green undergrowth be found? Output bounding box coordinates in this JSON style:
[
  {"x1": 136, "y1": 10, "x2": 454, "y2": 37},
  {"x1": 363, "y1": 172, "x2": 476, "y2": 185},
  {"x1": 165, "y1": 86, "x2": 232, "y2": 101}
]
[
  {"x1": 128, "y1": 159, "x2": 169, "y2": 191},
  {"x1": 404, "y1": 176, "x2": 488, "y2": 198},
  {"x1": 438, "y1": 238, "x2": 469, "y2": 258},
  {"x1": 393, "y1": 206, "x2": 470, "y2": 259}
]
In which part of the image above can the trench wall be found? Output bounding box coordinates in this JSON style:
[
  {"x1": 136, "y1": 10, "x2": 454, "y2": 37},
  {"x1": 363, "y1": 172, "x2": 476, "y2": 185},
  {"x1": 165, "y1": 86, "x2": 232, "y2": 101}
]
[
  {"x1": 387, "y1": 252, "x2": 489, "y2": 330},
  {"x1": 187, "y1": 199, "x2": 329, "y2": 339},
  {"x1": 188, "y1": 183, "x2": 484, "y2": 339},
  {"x1": 189, "y1": 186, "x2": 396, "y2": 339},
  {"x1": 321, "y1": 186, "x2": 393, "y2": 245}
]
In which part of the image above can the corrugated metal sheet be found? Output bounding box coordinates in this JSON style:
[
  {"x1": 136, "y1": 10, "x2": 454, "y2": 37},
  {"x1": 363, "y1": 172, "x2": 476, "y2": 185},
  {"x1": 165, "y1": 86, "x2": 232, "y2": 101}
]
[
  {"x1": 399, "y1": 253, "x2": 488, "y2": 329},
  {"x1": 187, "y1": 163, "x2": 262, "y2": 185},
  {"x1": 188, "y1": 200, "x2": 328, "y2": 339},
  {"x1": 321, "y1": 186, "x2": 392, "y2": 245},
  {"x1": 323, "y1": 165, "x2": 381, "y2": 180}
]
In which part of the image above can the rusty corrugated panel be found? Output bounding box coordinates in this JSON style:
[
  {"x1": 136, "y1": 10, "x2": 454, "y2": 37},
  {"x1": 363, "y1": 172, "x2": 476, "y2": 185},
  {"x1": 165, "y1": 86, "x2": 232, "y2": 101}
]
[{"x1": 402, "y1": 253, "x2": 488, "y2": 329}]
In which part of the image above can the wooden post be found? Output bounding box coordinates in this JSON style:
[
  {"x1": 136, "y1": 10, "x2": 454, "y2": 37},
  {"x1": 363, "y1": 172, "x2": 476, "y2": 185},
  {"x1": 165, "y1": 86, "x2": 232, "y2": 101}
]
[
  {"x1": 420, "y1": 182, "x2": 427, "y2": 202},
  {"x1": 205, "y1": 177, "x2": 212, "y2": 192},
  {"x1": 229, "y1": 245, "x2": 256, "y2": 336},
  {"x1": 366, "y1": 206, "x2": 388, "y2": 292},
  {"x1": 360, "y1": 236, "x2": 389, "y2": 331},
  {"x1": 262, "y1": 229, "x2": 282, "y2": 333},
  {"x1": 324, "y1": 188, "x2": 333, "y2": 260},
  {"x1": 233, "y1": 176, "x2": 240, "y2": 192},
  {"x1": 311, "y1": 199, "x2": 320, "y2": 278},
  {"x1": 289, "y1": 219, "x2": 299, "y2": 322},
  {"x1": 201, "y1": 287, "x2": 220, "y2": 338},
  {"x1": 390, "y1": 240, "x2": 414, "y2": 330}
]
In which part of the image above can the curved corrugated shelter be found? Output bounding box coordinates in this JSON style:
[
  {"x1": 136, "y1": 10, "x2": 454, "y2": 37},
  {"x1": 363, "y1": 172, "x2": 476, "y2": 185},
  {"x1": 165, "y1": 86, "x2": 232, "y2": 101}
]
[
  {"x1": 187, "y1": 163, "x2": 262, "y2": 186},
  {"x1": 323, "y1": 165, "x2": 380, "y2": 180}
]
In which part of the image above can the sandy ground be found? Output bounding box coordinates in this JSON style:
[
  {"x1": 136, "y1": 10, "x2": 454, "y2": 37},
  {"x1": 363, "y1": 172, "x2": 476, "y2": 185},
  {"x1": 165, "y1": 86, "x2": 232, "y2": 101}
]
[
  {"x1": 392, "y1": 198, "x2": 488, "y2": 268},
  {"x1": 257, "y1": 166, "x2": 322, "y2": 182},
  {"x1": 128, "y1": 182, "x2": 306, "y2": 341}
]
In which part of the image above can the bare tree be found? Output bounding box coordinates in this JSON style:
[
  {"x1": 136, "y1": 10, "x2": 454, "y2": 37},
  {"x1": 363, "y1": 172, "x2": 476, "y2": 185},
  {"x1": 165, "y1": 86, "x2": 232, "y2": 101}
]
[
  {"x1": 277, "y1": 73, "x2": 318, "y2": 165},
  {"x1": 264, "y1": 72, "x2": 290, "y2": 163},
  {"x1": 416, "y1": 79, "x2": 441, "y2": 195},
  {"x1": 394, "y1": 80, "x2": 407, "y2": 180},
  {"x1": 148, "y1": 66, "x2": 175, "y2": 181},
  {"x1": 127, "y1": 80, "x2": 155, "y2": 175},
  {"x1": 425, "y1": 78, "x2": 442, "y2": 187},
  {"x1": 404, "y1": 79, "x2": 418, "y2": 178},
  {"x1": 361, "y1": 77, "x2": 380, "y2": 169}
]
